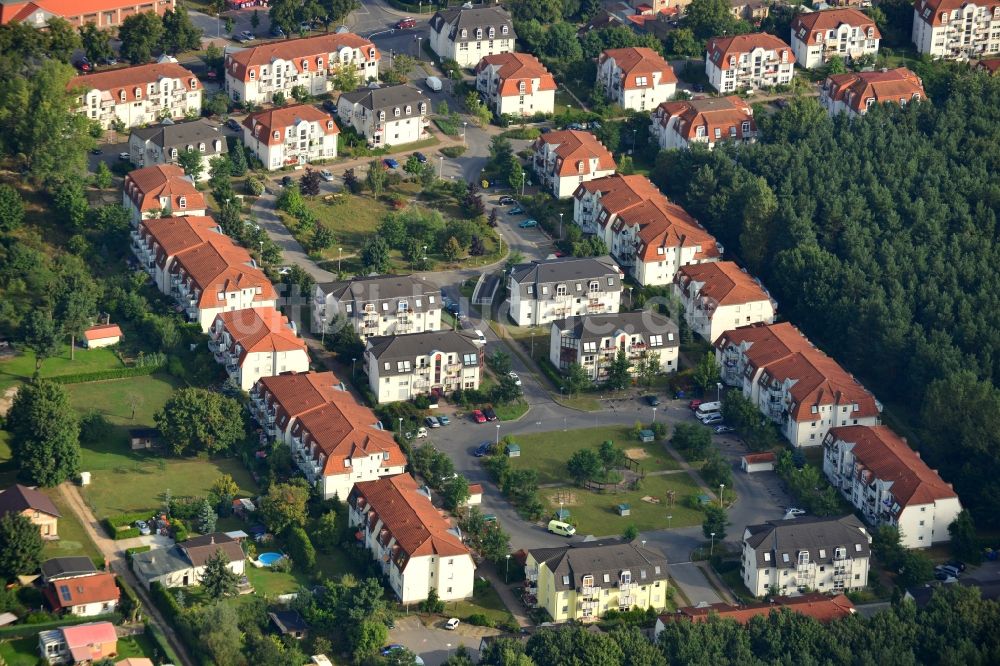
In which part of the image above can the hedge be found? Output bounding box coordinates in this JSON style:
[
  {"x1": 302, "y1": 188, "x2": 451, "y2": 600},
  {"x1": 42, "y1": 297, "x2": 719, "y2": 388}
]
[
  {"x1": 144, "y1": 621, "x2": 181, "y2": 664},
  {"x1": 116, "y1": 576, "x2": 143, "y2": 623},
  {"x1": 0, "y1": 612, "x2": 121, "y2": 639},
  {"x1": 125, "y1": 545, "x2": 151, "y2": 559},
  {"x1": 50, "y1": 362, "x2": 166, "y2": 385},
  {"x1": 149, "y1": 582, "x2": 181, "y2": 623},
  {"x1": 103, "y1": 512, "x2": 151, "y2": 540}
]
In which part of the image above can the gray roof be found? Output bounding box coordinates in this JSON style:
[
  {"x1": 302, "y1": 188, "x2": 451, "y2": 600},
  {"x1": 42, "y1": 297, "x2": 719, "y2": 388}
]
[
  {"x1": 744, "y1": 515, "x2": 871, "y2": 569},
  {"x1": 41, "y1": 557, "x2": 98, "y2": 582},
  {"x1": 130, "y1": 119, "x2": 225, "y2": 154},
  {"x1": 338, "y1": 84, "x2": 428, "y2": 116},
  {"x1": 132, "y1": 532, "x2": 244, "y2": 582},
  {"x1": 529, "y1": 538, "x2": 669, "y2": 592},
  {"x1": 132, "y1": 545, "x2": 191, "y2": 582},
  {"x1": 366, "y1": 331, "x2": 479, "y2": 374},
  {"x1": 430, "y1": 5, "x2": 516, "y2": 43},
  {"x1": 552, "y1": 311, "x2": 678, "y2": 347},
  {"x1": 316, "y1": 274, "x2": 439, "y2": 317},
  {"x1": 510, "y1": 256, "x2": 621, "y2": 300},
  {"x1": 179, "y1": 532, "x2": 245, "y2": 566}
]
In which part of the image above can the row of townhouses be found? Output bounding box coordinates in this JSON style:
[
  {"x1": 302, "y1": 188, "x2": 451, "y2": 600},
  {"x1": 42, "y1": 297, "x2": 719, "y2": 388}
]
[
  {"x1": 0, "y1": 0, "x2": 174, "y2": 29},
  {"x1": 69, "y1": 62, "x2": 203, "y2": 130}
]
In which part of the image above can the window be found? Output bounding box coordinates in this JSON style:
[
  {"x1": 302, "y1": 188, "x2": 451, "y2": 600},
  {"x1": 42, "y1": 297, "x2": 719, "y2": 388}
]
[
  {"x1": 562, "y1": 575, "x2": 570, "y2": 585},
  {"x1": 476, "y1": 28, "x2": 482, "y2": 39},
  {"x1": 855, "y1": 544, "x2": 863, "y2": 552},
  {"x1": 696, "y1": 126, "x2": 706, "y2": 138},
  {"x1": 621, "y1": 571, "x2": 631, "y2": 585},
  {"x1": 798, "y1": 551, "x2": 809, "y2": 565},
  {"x1": 461, "y1": 28, "x2": 467, "y2": 38},
  {"x1": 318, "y1": 58, "x2": 323, "y2": 67},
  {"x1": 607, "y1": 277, "x2": 614, "y2": 286},
  {"x1": 583, "y1": 341, "x2": 597, "y2": 352},
  {"x1": 394, "y1": 107, "x2": 401, "y2": 117},
  {"x1": 582, "y1": 575, "x2": 593, "y2": 587},
  {"x1": 714, "y1": 128, "x2": 722, "y2": 139},
  {"x1": 782, "y1": 553, "x2": 790, "y2": 563},
  {"x1": 489, "y1": 27, "x2": 495, "y2": 38},
  {"x1": 649, "y1": 335, "x2": 663, "y2": 347},
  {"x1": 405, "y1": 105, "x2": 412, "y2": 115},
  {"x1": 819, "y1": 549, "x2": 826, "y2": 559},
  {"x1": 179, "y1": 196, "x2": 187, "y2": 208},
  {"x1": 556, "y1": 284, "x2": 567, "y2": 296},
  {"x1": 463, "y1": 353, "x2": 477, "y2": 366},
  {"x1": 302, "y1": 60, "x2": 309, "y2": 70},
  {"x1": 249, "y1": 70, "x2": 256, "y2": 80},
  {"x1": 636, "y1": 76, "x2": 648, "y2": 86},
  {"x1": 502, "y1": 25, "x2": 508, "y2": 35}
]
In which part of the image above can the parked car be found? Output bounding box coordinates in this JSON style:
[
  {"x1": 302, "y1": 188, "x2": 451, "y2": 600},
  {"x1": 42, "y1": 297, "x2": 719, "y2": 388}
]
[
  {"x1": 319, "y1": 169, "x2": 334, "y2": 182},
  {"x1": 135, "y1": 520, "x2": 151, "y2": 536},
  {"x1": 118, "y1": 152, "x2": 130, "y2": 161},
  {"x1": 471, "y1": 409, "x2": 487, "y2": 424},
  {"x1": 74, "y1": 58, "x2": 92, "y2": 72},
  {"x1": 322, "y1": 99, "x2": 336, "y2": 112},
  {"x1": 483, "y1": 406, "x2": 498, "y2": 421},
  {"x1": 270, "y1": 25, "x2": 285, "y2": 37},
  {"x1": 498, "y1": 195, "x2": 516, "y2": 205},
  {"x1": 645, "y1": 395, "x2": 660, "y2": 406},
  {"x1": 226, "y1": 118, "x2": 241, "y2": 131},
  {"x1": 539, "y1": 126, "x2": 551, "y2": 133},
  {"x1": 688, "y1": 399, "x2": 703, "y2": 411},
  {"x1": 99, "y1": 56, "x2": 118, "y2": 66},
  {"x1": 413, "y1": 151, "x2": 427, "y2": 163},
  {"x1": 700, "y1": 413, "x2": 723, "y2": 425},
  {"x1": 381, "y1": 645, "x2": 405, "y2": 656},
  {"x1": 90, "y1": 147, "x2": 102, "y2": 155},
  {"x1": 444, "y1": 618, "x2": 460, "y2": 630},
  {"x1": 946, "y1": 560, "x2": 967, "y2": 572},
  {"x1": 785, "y1": 507, "x2": 807, "y2": 517},
  {"x1": 473, "y1": 329, "x2": 486, "y2": 346},
  {"x1": 299, "y1": 22, "x2": 312, "y2": 33},
  {"x1": 446, "y1": 302, "x2": 462, "y2": 317},
  {"x1": 383, "y1": 158, "x2": 399, "y2": 169},
  {"x1": 935, "y1": 564, "x2": 961, "y2": 578},
  {"x1": 714, "y1": 425, "x2": 735, "y2": 434},
  {"x1": 239, "y1": 30, "x2": 255, "y2": 42},
  {"x1": 474, "y1": 442, "x2": 493, "y2": 457},
  {"x1": 424, "y1": 416, "x2": 440, "y2": 428},
  {"x1": 934, "y1": 570, "x2": 958, "y2": 582},
  {"x1": 396, "y1": 17, "x2": 416, "y2": 29},
  {"x1": 415, "y1": 427, "x2": 428, "y2": 438},
  {"x1": 508, "y1": 371, "x2": 521, "y2": 386},
  {"x1": 547, "y1": 520, "x2": 576, "y2": 536},
  {"x1": 518, "y1": 219, "x2": 538, "y2": 228},
  {"x1": 508, "y1": 206, "x2": 525, "y2": 215}
]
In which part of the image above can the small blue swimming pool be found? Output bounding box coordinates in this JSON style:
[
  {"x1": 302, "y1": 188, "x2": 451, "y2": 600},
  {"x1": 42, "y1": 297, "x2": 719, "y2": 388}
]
[{"x1": 258, "y1": 552, "x2": 284, "y2": 567}]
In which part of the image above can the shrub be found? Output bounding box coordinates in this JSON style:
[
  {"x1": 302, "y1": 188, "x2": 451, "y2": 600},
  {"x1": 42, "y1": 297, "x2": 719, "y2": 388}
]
[
  {"x1": 465, "y1": 613, "x2": 494, "y2": 627},
  {"x1": 440, "y1": 146, "x2": 467, "y2": 158},
  {"x1": 49, "y1": 363, "x2": 166, "y2": 384},
  {"x1": 125, "y1": 545, "x2": 151, "y2": 560},
  {"x1": 286, "y1": 526, "x2": 317, "y2": 572}
]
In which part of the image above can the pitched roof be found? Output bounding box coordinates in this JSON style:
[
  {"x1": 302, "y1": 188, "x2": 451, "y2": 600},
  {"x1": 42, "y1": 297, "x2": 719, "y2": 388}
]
[
  {"x1": 475, "y1": 52, "x2": 557, "y2": 96},
  {"x1": 338, "y1": 84, "x2": 428, "y2": 115},
  {"x1": 350, "y1": 474, "x2": 469, "y2": 568},
  {"x1": 742, "y1": 452, "x2": 777, "y2": 464},
  {"x1": 707, "y1": 33, "x2": 794, "y2": 70},
  {"x1": 574, "y1": 174, "x2": 664, "y2": 216},
  {"x1": 714, "y1": 322, "x2": 815, "y2": 370},
  {"x1": 915, "y1": 0, "x2": 1000, "y2": 27},
  {"x1": 665, "y1": 593, "x2": 855, "y2": 624},
  {"x1": 366, "y1": 330, "x2": 480, "y2": 364},
  {"x1": 552, "y1": 310, "x2": 679, "y2": 347},
  {"x1": 827, "y1": 425, "x2": 958, "y2": 510},
  {"x1": 170, "y1": 239, "x2": 275, "y2": 309},
  {"x1": 430, "y1": 4, "x2": 515, "y2": 42},
  {"x1": 0, "y1": 484, "x2": 60, "y2": 518},
  {"x1": 179, "y1": 532, "x2": 245, "y2": 566},
  {"x1": 654, "y1": 96, "x2": 755, "y2": 141},
  {"x1": 116, "y1": 659, "x2": 155, "y2": 666},
  {"x1": 824, "y1": 68, "x2": 925, "y2": 113},
  {"x1": 253, "y1": 371, "x2": 344, "y2": 425},
  {"x1": 528, "y1": 538, "x2": 669, "y2": 591},
  {"x1": 46, "y1": 572, "x2": 120, "y2": 610},
  {"x1": 509, "y1": 255, "x2": 621, "y2": 287},
  {"x1": 243, "y1": 103, "x2": 339, "y2": 147},
  {"x1": 977, "y1": 58, "x2": 1000, "y2": 74},
  {"x1": 139, "y1": 216, "x2": 224, "y2": 268},
  {"x1": 533, "y1": 130, "x2": 616, "y2": 176},
  {"x1": 125, "y1": 164, "x2": 205, "y2": 213},
  {"x1": 467, "y1": 483, "x2": 484, "y2": 495},
  {"x1": 761, "y1": 348, "x2": 880, "y2": 420},
  {"x1": 68, "y1": 62, "x2": 200, "y2": 103},
  {"x1": 600, "y1": 47, "x2": 677, "y2": 89},
  {"x1": 675, "y1": 261, "x2": 773, "y2": 307},
  {"x1": 41, "y1": 557, "x2": 98, "y2": 582},
  {"x1": 225, "y1": 32, "x2": 378, "y2": 82},
  {"x1": 292, "y1": 389, "x2": 406, "y2": 477},
  {"x1": 315, "y1": 274, "x2": 438, "y2": 311},
  {"x1": 214, "y1": 306, "x2": 306, "y2": 365},
  {"x1": 59, "y1": 621, "x2": 118, "y2": 648},
  {"x1": 792, "y1": 8, "x2": 880, "y2": 44},
  {"x1": 130, "y1": 119, "x2": 225, "y2": 157},
  {"x1": 83, "y1": 324, "x2": 122, "y2": 341},
  {"x1": 744, "y1": 515, "x2": 870, "y2": 566}
]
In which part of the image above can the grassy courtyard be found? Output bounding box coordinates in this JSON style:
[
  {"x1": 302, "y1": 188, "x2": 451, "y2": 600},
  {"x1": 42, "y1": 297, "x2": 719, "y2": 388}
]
[
  {"x1": 509, "y1": 426, "x2": 680, "y2": 486},
  {"x1": 41, "y1": 489, "x2": 102, "y2": 563},
  {"x1": 0, "y1": 344, "x2": 123, "y2": 390}
]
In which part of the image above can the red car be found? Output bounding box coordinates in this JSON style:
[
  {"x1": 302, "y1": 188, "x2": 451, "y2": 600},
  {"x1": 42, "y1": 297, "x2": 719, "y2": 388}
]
[
  {"x1": 471, "y1": 409, "x2": 487, "y2": 424},
  {"x1": 688, "y1": 399, "x2": 703, "y2": 411},
  {"x1": 395, "y1": 17, "x2": 416, "y2": 29}
]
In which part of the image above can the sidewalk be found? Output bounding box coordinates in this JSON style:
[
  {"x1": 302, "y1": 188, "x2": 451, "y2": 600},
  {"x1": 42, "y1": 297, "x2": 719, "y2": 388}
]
[{"x1": 479, "y1": 563, "x2": 532, "y2": 629}]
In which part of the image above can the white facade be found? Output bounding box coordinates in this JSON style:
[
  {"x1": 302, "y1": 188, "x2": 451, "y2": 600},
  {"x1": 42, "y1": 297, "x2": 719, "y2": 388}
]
[
  {"x1": 548, "y1": 312, "x2": 679, "y2": 382},
  {"x1": 791, "y1": 10, "x2": 881, "y2": 69},
  {"x1": 127, "y1": 124, "x2": 224, "y2": 181},
  {"x1": 912, "y1": 0, "x2": 1000, "y2": 59},
  {"x1": 650, "y1": 97, "x2": 757, "y2": 151},
  {"x1": 428, "y1": 6, "x2": 516, "y2": 67},
  {"x1": 508, "y1": 258, "x2": 623, "y2": 327},
  {"x1": 531, "y1": 131, "x2": 617, "y2": 199},
  {"x1": 365, "y1": 332, "x2": 483, "y2": 404},
  {"x1": 706, "y1": 36, "x2": 795, "y2": 93},
  {"x1": 336, "y1": 86, "x2": 430, "y2": 147},
  {"x1": 242, "y1": 105, "x2": 339, "y2": 171},
  {"x1": 596, "y1": 48, "x2": 677, "y2": 111},
  {"x1": 311, "y1": 277, "x2": 442, "y2": 340},
  {"x1": 209, "y1": 310, "x2": 310, "y2": 391},
  {"x1": 741, "y1": 532, "x2": 870, "y2": 598},
  {"x1": 673, "y1": 262, "x2": 776, "y2": 344},
  {"x1": 71, "y1": 64, "x2": 202, "y2": 130},
  {"x1": 474, "y1": 53, "x2": 556, "y2": 117}
]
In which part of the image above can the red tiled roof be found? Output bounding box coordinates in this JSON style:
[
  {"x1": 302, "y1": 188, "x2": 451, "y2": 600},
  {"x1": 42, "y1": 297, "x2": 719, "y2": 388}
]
[
  {"x1": 664, "y1": 593, "x2": 854, "y2": 625},
  {"x1": 171, "y1": 240, "x2": 275, "y2": 309},
  {"x1": 468, "y1": 483, "x2": 484, "y2": 495},
  {"x1": 254, "y1": 371, "x2": 343, "y2": 426},
  {"x1": 827, "y1": 425, "x2": 958, "y2": 510},
  {"x1": 243, "y1": 104, "x2": 339, "y2": 147},
  {"x1": 742, "y1": 452, "x2": 777, "y2": 464},
  {"x1": 83, "y1": 324, "x2": 122, "y2": 341},
  {"x1": 60, "y1": 621, "x2": 118, "y2": 648},
  {"x1": 226, "y1": 33, "x2": 378, "y2": 83},
  {"x1": 824, "y1": 68, "x2": 925, "y2": 113},
  {"x1": 351, "y1": 474, "x2": 470, "y2": 568},
  {"x1": 707, "y1": 33, "x2": 794, "y2": 70},
  {"x1": 45, "y1": 572, "x2": 120, "y2": 610},
  {"x1": 68, "y1": 62, "x2": 200, "y2": 103},
  {"x1": 475, "y1": 52, "x2": 557, "y2": 96},
  {"x1": 1, "y1": 0, "x2": 167, "y2": 24},
  {"x1": 714, "y1": 322, "x2": 814, "y2": 369},
  {"x1": 635, "y1": 203, "x2": 720, "y2": 262},
  {"x1": 654, "y1": 96, "x2": 755, "y2": 141},
  {"x1": 762, "y1": 350, "x2": 879, "y2": 421},
  {"x1": 600, "y1": 47, "x2": 676, "y2": 90},
  {"x1": 214, "y1": 307, "x2": 306, "y2": 365},
  {"x1": 574, "y1": 174, "x2": 663, "y2": 221},
  {"x1": 533, "y1": 130, "x2": 616, "y2": 176},
  {"x1": 792, "y1": 8, "x2": 880, "y2": 44},
  {"x1": 977, "y1": 58, "x2": 1000, "y2": 74},
  {"x1": 139, "y1": 216, "x2": 221, "y2": 269},
  {"x1": 675, "y1": 261, "x2": 772, "y2": 307},
  {"x1": 913, "y1": 0, "x2": 1000, "y2": 27},
  {"x1": 125, "y1": 165, "x2": 205, "y2": 213}
]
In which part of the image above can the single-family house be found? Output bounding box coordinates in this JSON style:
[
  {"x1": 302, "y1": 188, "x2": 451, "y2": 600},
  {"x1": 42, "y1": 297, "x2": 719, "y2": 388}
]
[
  {"x1": 40, "y1": 557, "x2": 98, "y2": 585},
  {"x1": 81, "y1": 324, "x2": 122, "y2": 349},
  {"x1": 131, "y1": 532, "x2": 245, "y2": 589},
  {"x1": 39, "y1": 621, "x2": 118, "y2": 665},
  {"x1": 45, "y1": 572, "x2": 120, "y2": 617},
  {"x1": 0, "y1": 484, "x2": 59, "y2": 538}
]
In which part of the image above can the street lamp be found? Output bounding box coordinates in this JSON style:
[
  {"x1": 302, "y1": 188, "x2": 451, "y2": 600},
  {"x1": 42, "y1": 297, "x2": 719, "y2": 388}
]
[
  {"x1": 505, "y1": 553, "x2": 511, "y2": 584},
  {"x1": 652, "y1": 406, "x2": 656, "y2": 423},
  {"x1": 632, "y1": 128, "x2": 637, "y2": 153},
  {"x1": 398, "y1": 417, "x2": 403, "y2": 438},
  {"x1": 338, "y1": 247, "x2": 343, "y2": 275},
  {"x1": 716, "y1": 382, "x2": 722, "y2": 402},
  {"x1": 720, "y1": 483, "x2": 725, "y2": 508},
  {"x1": 416, "y1": 36, "x2": 422, "y2": 59},
  {"x1": 667, "y1": 514, "x2": 672, "y2": 530},
  {"x1": 320, "y1": 315, "x2": 328, "y2": 344},
  {"x1": 558, "y1": 212, "x2": 563, "y2": 240},
  {"x1": 495, "y1": 423, "x2": 500, "y2": 445},
  {"x1": 463, "y1": 121, "x2": 468, "y2": 144},
  {"x1": 627, "y1": 286, "x2": 633, "y2": 308},
  {"x1": 710, "y1": 531, "x2": 716, "y2": 557},
  {"x1": 352, "y1": 357, "x2": 357, "y2": 378},
  {"x1": 439, "y1": 155, "x2": 444, "y2": 178}
]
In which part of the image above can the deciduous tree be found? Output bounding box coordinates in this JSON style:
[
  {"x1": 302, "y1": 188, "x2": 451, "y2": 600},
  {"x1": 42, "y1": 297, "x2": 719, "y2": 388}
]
[
  {"x1": 7, "y1": 379, "x2": 80, "y2": 486},
  {"x1": 79, "y1": 22, "x2": 112, "y2": 63},
  {"x1": 20, "y1": 310, "x2": 60, "y2": 371},
  {"x1": 260, "y1": 480, "x2": 310, "y2": 533},
  {"x1": 154, "y1": 388, "x2": 244, "y2": 455},
  {"x1": 702, "y1": 504, "x2": 728, "y2": 540},
  {"x1": 0, "y1": 513, "x2": 43, "y2": 580},
  {"x1": 118, "y1": 12, "x2": 164, "y2": 64},
  {"x1": 176, "y1": 147, "x2": 205, "y2": 181}
]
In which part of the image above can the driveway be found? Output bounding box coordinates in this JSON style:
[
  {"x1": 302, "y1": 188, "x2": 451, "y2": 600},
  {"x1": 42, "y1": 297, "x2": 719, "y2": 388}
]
[
  {"x1": 669, "y1": 561, "x2": 724, "y2": 606},
  {"x1": 388, "y1": 615, "x2": 500, "y2": 666}
]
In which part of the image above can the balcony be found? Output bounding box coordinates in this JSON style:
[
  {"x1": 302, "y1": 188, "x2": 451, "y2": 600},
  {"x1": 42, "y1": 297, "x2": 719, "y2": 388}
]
[{"x1": 579, "y1": 586, "x2": 598, "y2": 597}]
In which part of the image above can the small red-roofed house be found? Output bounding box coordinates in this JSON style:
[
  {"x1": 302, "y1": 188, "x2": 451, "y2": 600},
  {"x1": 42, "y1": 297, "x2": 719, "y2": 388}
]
[
  {"x1": 466, "y1": 483, "x2": 484, "y2": 506},
  {"x1": 210, "y1": 307, "x2": 310, "y2": 391},
  {"x1": 674, "y1": 261, "x2": 776, "y2": 344},
  {"x1": 741, "y1": 452, "x2": 777, "y2": 473},
  {"x1": 976, "y1": 58, "x2": 1000, "y2": 74},
  {"x1": 597, "y1": 47, "x2": 677, "y2": 111},
  {"x1": 655, "y1": 593, "x2": 855, "y2": 637},
  {"x1": 38, "y1": 621, "x2": 117, "y2": 665},
  {"x1": 475, "y1": 52, "x2": 557, "y2": 117},
  {"x1": 81, "y1": 324, "x2": 123, "y2": 349},
  {"x1": 45, "y1": 572, "x2": 120, "y2": 617},
  {"x1": 242, "y1": 104, "x2": 339, "y2": 170}
]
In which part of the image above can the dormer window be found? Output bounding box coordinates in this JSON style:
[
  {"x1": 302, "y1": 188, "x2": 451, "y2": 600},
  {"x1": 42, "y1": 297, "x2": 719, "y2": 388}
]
[
  {"x1": 696, "y1": 126, "x2": 706, "y2": 137},
  {"x1": 120, "y1": 91, "x2": 127, "y2": 102},
  {"x1": 189, "y1": 78, "x2": 197, "y2": 89},
  {"x1": 198, "y1": 142, "x2": 206, "y2": 152},
  {"x1": 519, "y1": 81, "x2": 526, "y2": 93},
  {"x1": 461, "y1": 28, "x2": 467, "y2": 38},
  {"x1": 273, "y1": 130, "x2": 280, "y2": 139},
  {"x1": 488, "y1": 27, "x2": 495, "y2": 38},
  {"x1": 379, "y1": 110, "x2": 386, "y2": 121},
  {"x1": 867, "y1": 28, "x2": 874, "y2": 38},
  {"x1": 326, "y1": 120, "x2": 334, "y2": 129},
  {"x1": 419, "y1": 102, "x2": 426, "y2": 114},
  {"x1": 214, "y1": 140, "x2": 222, "y2": 152},
  {"x1": 866, "y1": 98, "x2": 875, "y2": 108},
  {"x1": 317, "y1": 58, "x2": 323, "y2": 67},
  {"x1": 249, "y1": 70, "x2": 256, "y2": 80},
  {"x1": 476, "y1": 28, "x2": 482, "y2": 39},
  {"x1": 502, "y1": 25, "x2": 508, "y2": 35},
  {"x1": 815, "y1": 32, "x2": 823, "y2": 42},
  {"x1": 576, "y1": 160, "x2": 584, "y2": 173},
  {"x1": 394, "y1": 107, "x2": 401, "y2": 117},
  {"x1": 405, "y1": 105, "x2": 412, "y2": 114},
  {"x1": 742, "y1": 121, "x2": 751, "y2": 133},
  {"x1": 302, "y1": 60, "x2": 309, "y2": 70},
  {"x1": 133, "y1": 87, "x2": 141, "y2": 99},
  {"x1": 369, "y1": 48, "x2": 376, "y2": 59},
  {"x1": 170, "y1": 148, "x2": 178, "y2": 159},
  {"x1": 179, "y1": 196, "x2": 187, "y2": 209}
]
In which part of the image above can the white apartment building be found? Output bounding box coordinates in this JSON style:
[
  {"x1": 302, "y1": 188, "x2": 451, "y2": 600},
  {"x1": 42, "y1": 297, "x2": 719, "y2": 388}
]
[
  {"x1": 705, "y1": 33, "x2": 795, "y2": 93},
  {"x1": 364, "y1": 331, "x2": 483, "y2": 404},
  {"x1": 549, "y1": 311, "x2": 679, "y2": 382},
  {"x1": 312, "y1": 275, "x2": 441, "y2": 340},
  {"x1": 741, "y1": 516, "x2": 872, "y2": 597},
  {"x1": 224, "y1": 32, "x2": 379, "y2": 104},
  {"x1": 508, "y1": 256, "x2": 623, "y2": 327},
  {"x1": 429, "y1": 4, "x2": 516, "y2": 67},
  {"x1": 242, "y1": 103, "x2": 339, "y2": 170},
  {"x1": 349, "y1": 474, "x2": 476, "y2": 604},
  {"x1": 209, "y1": 307, "x2": 309, "y2": 391},
  {"x1": 913, "y1": 0, "x2": 1000, "y2": 59},
  {"x1": 597, "y1": 47, "x2": 677, "y2": 111},
  {"x1": 69, "y1": 62, "x2": 202, "y2": 129},
  {"x1": 714, "y1": 322, "x2": 882, "y2": 447},
  {"x1": 650, "y1": 96, "x2": 757, "y2": 150},
  {"x1": 337, "y1": 84, "x2": 430, "y2": 147},
  {"x1": 673, "y1": 261, "x2": 776, "y2": 344},
  {"x1": 791, "y1": 8, "x2": 881, "y2": 69},
  {"x1": 531, "y1": 130, "x2": 617, "y2": 198},
  {"x1": 250, "y1": 372, "x2": 407, "y2": 500},
  {"x1": 130, "y1": 215, "x2": 276, "y2": 331},
  {"x1": 820, "y1": 68, "x2": 926, "y2": 117},
  {"x1": 122, "y1": 164, "x2": 206, "y2": 225},
  {"x1": 128, "y1": 119, "x2": 225, "y2": 180},
  {"x1": 475, "y1": 52, "x2": 556, "y2": 117},
  {"x1": 823, "y1": 425, "x2": 962, "y2": 548}
]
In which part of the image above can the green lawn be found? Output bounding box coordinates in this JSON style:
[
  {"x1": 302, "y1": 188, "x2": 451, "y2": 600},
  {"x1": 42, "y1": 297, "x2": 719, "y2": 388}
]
[
  {"x1": 510, "y1": 427, "x2": 680, "y2": 486},
  {"x1": 446, "y1": 581, "x2": 511, "y2": 625},
  {"x1": 0, "y1": 430, "x2": 18, "y2": 487},
  {"x1": 41, "y1": 489, "x2": 103, "y2": 563},
  {"x1": 539, "y1": 473, "x2": 705, "y2": 536},
  {"x1": 245, "y1": 563, "x2": 310, "y2": 597},
  {"x1": 0, "y1": 344, "x2": 124, "y2": 390}
]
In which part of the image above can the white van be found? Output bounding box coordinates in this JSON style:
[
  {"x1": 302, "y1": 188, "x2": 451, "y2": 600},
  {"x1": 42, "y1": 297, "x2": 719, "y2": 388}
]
[
  {"x1": 547, "y1": 520, "x2": 576, "y2": 537},
  {"x1": 426, "y1": 76, "x2": 442, "y2": 92},
  {"x1": 473, "y1": 329, "x2": 487, "y2": 346},
  {"x1": 696, "y1": 401, "x2": 722, "y2": 417}
]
